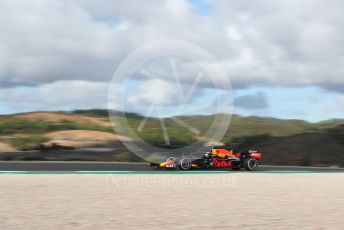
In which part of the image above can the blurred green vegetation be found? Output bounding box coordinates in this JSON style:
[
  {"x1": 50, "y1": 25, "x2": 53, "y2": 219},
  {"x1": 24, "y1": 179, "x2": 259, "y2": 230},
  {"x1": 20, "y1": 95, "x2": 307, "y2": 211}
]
[
  {"x1": 9, "y1": 135, "x2": 48, "y2": 151},
  {"x1": 0, "y1": 119, "x2": 113, "y2": 134},
  {"x1": 126, "y1": 116, "x2": 198, "y2": 147},
  {"x1": 111, "y1": 114, "x2": 343, "y2": 148},
  {"x1": 1, "y1": 111, "x2": 344, "y2": 166}
]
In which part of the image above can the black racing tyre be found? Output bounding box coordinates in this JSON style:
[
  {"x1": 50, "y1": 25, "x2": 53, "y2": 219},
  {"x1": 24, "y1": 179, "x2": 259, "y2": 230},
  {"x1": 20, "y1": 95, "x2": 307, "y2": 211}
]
[
  {"x1": 178, "y1": 157, "x2": 192, "y2": 170},
  {"x1": 243, "y1": 158, "x2": 259, "y2": 171}
]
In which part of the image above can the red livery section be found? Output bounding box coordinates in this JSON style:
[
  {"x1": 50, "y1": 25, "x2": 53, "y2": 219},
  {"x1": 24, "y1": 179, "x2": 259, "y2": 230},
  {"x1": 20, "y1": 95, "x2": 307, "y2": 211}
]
[{"x1": 213, "y1": 158, "x2": 232, "y2": 168}]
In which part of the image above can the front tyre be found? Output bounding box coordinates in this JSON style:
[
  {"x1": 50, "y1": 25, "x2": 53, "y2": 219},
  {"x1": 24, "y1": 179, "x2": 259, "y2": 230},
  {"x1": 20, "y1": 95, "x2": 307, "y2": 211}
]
[
  {"x1": 243, "y1": 158, "x2": 258, "y2": 171},
  {"x1": 178, "y1": 157, "x2": 192, "y2": 170}
]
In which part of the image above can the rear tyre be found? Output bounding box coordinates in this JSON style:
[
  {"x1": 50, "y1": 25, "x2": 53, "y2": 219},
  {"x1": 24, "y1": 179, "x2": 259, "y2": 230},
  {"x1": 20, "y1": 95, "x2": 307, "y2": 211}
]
[
  {"x1": 243, "y1": 158, "x2": 258, "y2": 171},
  {"x1": 178, "y1": 157, "x2": 192, "y2": 170}
]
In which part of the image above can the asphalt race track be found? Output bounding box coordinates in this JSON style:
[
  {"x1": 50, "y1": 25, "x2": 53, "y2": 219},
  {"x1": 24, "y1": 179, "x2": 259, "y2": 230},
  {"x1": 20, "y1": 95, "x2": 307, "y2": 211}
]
[{"x1": 0, "y1": 161, "x2": 343, "y2": 172}]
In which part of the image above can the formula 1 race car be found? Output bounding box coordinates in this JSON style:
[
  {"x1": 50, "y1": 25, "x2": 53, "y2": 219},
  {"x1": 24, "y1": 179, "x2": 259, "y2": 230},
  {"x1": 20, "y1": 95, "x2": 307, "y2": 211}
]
[{"x1": 150, "y1": 147, "x2": 263, "y2": 171}]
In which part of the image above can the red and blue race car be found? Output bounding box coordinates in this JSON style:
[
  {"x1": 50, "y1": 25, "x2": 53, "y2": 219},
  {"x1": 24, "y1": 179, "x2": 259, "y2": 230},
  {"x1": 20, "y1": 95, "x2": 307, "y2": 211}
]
[{"x1": 150, "y1": 146, "x2": 262, "y2": 171}]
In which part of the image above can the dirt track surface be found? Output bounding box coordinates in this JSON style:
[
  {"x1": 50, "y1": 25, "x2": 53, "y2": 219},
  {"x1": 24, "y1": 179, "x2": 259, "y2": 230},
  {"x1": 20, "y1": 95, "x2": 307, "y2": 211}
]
[
  {"x1": 15, "y1": 112, "x2": 111, "y2": 127},
  {"x1": 43, "y1": 130, "x2": 131, "y2": 148},
  {"x1": 0, "y1": 142, "x2": 16, "y2": 152},
  {"x1": 0, "y1": 174, "x2": 343, "y2": 229}
]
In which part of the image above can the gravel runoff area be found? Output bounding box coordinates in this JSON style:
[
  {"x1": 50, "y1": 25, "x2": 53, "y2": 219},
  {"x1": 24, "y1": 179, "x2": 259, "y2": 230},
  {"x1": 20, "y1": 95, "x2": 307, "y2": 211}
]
[{"x1": 0, "y1": 173, "x2": 343, "y2": 229}]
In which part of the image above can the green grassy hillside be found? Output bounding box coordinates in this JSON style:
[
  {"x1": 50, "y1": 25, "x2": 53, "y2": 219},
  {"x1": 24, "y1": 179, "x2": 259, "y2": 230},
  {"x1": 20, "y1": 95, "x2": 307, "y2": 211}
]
[{"x1": 1, "y1": 110, "x2": 344, "y2": 166}]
